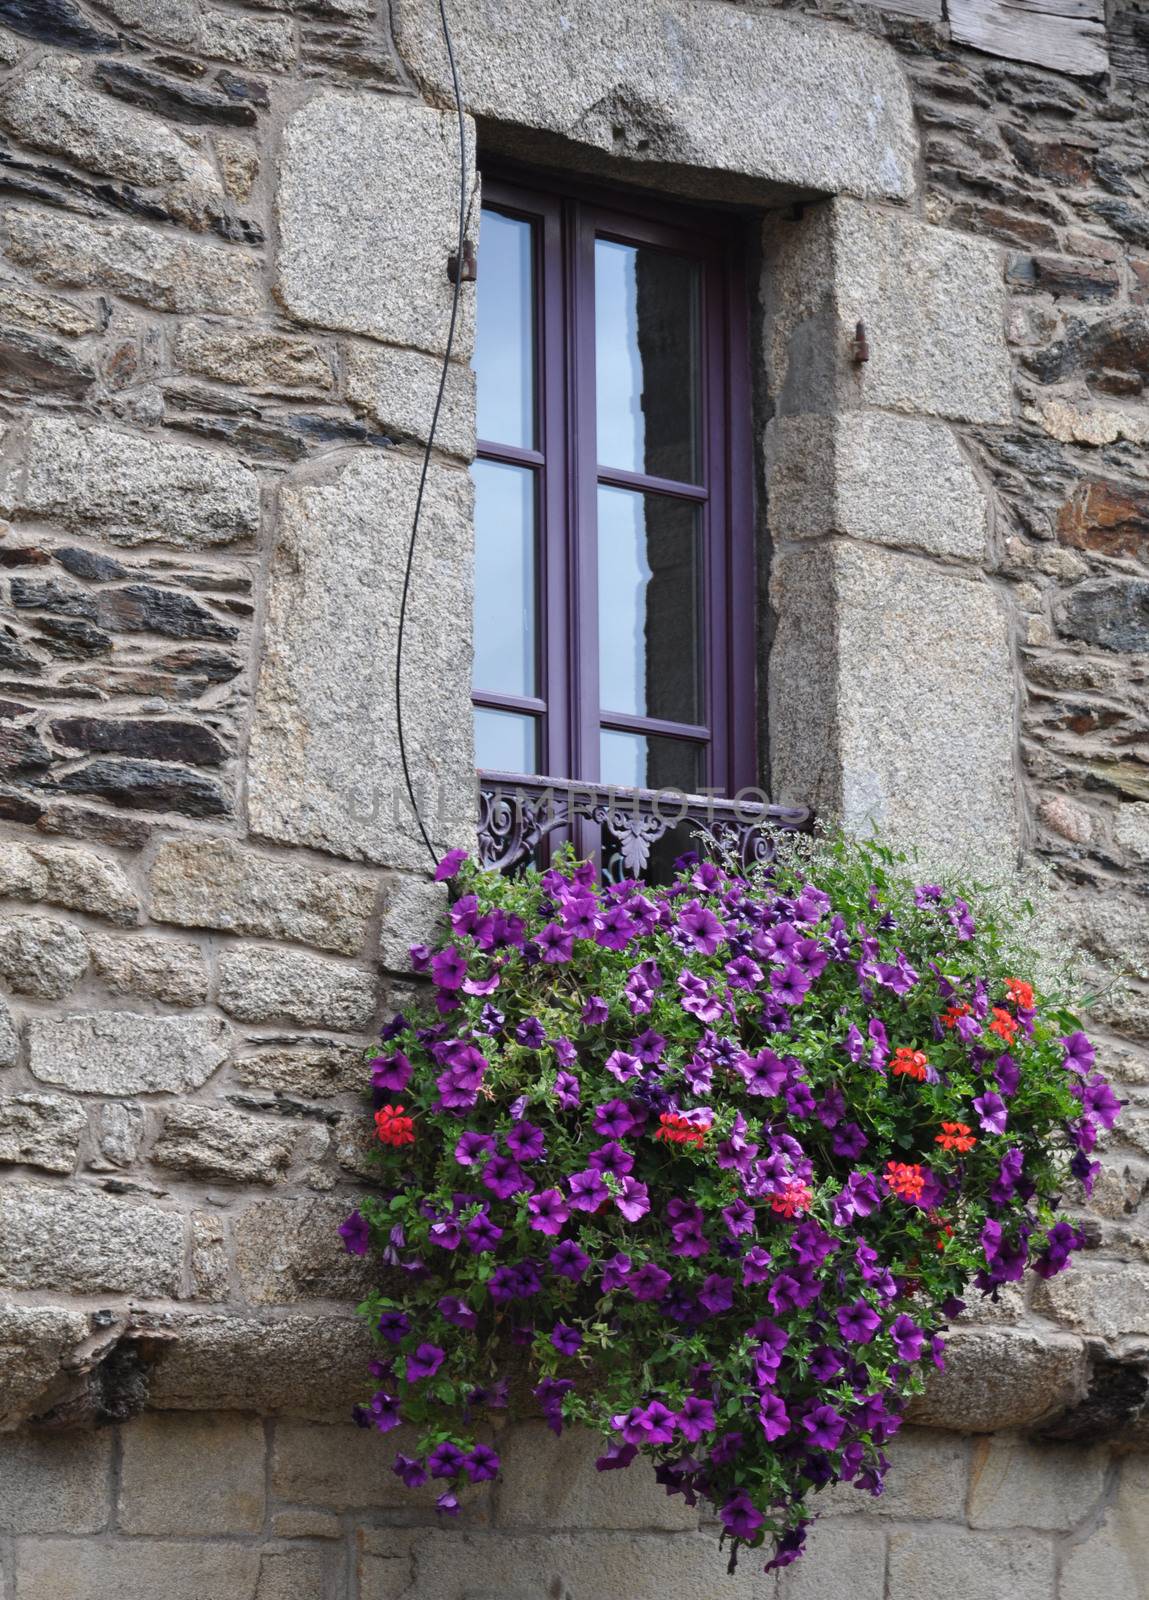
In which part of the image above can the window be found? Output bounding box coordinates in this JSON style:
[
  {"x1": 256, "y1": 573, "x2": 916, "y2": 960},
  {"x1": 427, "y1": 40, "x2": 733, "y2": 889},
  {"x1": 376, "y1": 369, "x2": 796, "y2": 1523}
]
[{"x1": 471, "y1": 175, "x2": 755, "y2": 874}]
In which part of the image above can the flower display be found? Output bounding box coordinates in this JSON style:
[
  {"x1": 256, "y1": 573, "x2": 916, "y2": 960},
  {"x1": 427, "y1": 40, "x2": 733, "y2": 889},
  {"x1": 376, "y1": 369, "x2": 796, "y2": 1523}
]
[{"x1": 343, "y1": 837, "x2": 1116, "y2": 1571}]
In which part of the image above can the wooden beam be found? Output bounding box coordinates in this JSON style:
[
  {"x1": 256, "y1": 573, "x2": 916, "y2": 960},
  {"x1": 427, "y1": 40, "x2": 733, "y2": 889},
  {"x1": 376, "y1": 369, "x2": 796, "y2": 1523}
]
[
  {"x1": 949, "y1": 0, "x2": 1109, "y2": 77},
  {"x1": 876, "y1": 0, "x2": 944, "y2": 20}
]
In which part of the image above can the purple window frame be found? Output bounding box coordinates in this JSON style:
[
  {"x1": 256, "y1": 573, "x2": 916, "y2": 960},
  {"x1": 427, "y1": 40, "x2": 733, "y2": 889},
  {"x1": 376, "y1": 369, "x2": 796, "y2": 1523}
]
[{"x1": 472, "y1": 174, "x2": 755, "y2": 860}]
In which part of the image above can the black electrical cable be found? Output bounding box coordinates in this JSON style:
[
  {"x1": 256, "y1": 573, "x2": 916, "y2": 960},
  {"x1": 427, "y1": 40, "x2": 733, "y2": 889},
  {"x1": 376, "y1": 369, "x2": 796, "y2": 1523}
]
[{"x1": 394, "y1": 0, "x2": 470, "y2": 872}]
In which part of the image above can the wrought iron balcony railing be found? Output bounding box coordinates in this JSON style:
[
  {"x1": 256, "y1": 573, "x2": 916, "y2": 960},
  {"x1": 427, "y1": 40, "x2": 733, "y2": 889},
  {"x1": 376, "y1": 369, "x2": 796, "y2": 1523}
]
[{"x1": 477, "y1": 771, "x2": 811, "y2": 879}]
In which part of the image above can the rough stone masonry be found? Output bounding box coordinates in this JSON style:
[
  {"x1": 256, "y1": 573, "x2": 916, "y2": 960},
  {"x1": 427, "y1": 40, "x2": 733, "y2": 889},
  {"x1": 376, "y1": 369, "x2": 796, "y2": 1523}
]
[{"x1": 0, "y1": 0, "x2": 1146, "y2": 1597}]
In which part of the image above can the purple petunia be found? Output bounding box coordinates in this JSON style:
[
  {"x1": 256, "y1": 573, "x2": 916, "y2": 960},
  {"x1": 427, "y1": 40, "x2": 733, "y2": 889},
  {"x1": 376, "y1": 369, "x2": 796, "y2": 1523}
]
[
  {"x1": 972, "y1": 1091, "x2": 1008, "y2": 1135},
  {"x1": 428, "y1": 1441, "x2": 465, "y2": 1479},
  {"x1": 757, "y1": 1391, "x2": 790, "y2": 1442},
  {"x1": 679, "y1": 900, "x2": 725, "y2": 955},
  {"x1": 568, "y1": 1168, "x2": 610, "y2": 1211},
  {"x1": 338, "y1": 1209, "x2": 370, "y2": 1256},
  {"x1": 463, "y1": 1210, "x2": 503, "y2": 1253},
  {"x1": 1061, "y1": 1031, "x2": 1095, "y2": 1074},
  {"x1": 527, "y1": 1188, "x2": 570, "y2": 1237},
  {"x1": 742, "y1": 1246, "x2": 773, "y2": 1286},
  {"x1": 377, "y1": 1309, "x2": 410, "y2": 1344},
  {"x1": 802, "y1": 1403, "x2": 845, "y2": 1450},
  {"x1": 515, "y1": 1016, "x2": 547, "y2": 1049},
  {"x1": 369, "y1": 1391, "x2": 402, "y2": 1433},
  {"x1": 628, "y1": 1262, "x2": 671, "y2": 1301},
  {"x1": 430, "y1": 945, "x2": 466, "y2": 991},
  {"x1": 593, "y1": 1099, "x2": 639, "y2": 1140},
  {"x1": 889, "y1": 1313, "x2": 924, "y2": 1362},
  {"x1": 836, "y1": 1300, "x2": 882, "y2": 1344},
  {"x1": 463, "y1": 1444, "x2": 500, "y2": 1483},
  {"x1": 454, "y1": 1130, "x2": 496, "y2": 1167},
  {"x1": 370, "y1": 1051, "x2": 412, "y2": 1093},
  {"x1": 676, "y1": 1394, "x2": 716, "y2": 1441},
  {"x1": 434, "y1": 847, "x2": 468, "y2": 882},
  {"x1": 438, "y1": 1295, "x2": 477, "y2": 1330},
  {"x1": 720, "y1": 1490, "x2": 763, "y2": 1539},
  {"x1": 588, "y1": 1140, "x2": 634, "y2": 1179},
  {"x1": 549, "y1": 1239, "x2": 590, "y2": 1281},
  {"x1": 392, "y1": 1452, "x2": 427, "y2": 1487},
  {"x1": 537, "y1": 923, "x2": 574, "y2": 964},
  {"x1": 698, "y1": 1273, "x2": 734, "y2": 1315},
  {"x1": 615, "y1": 1176, "x2": 650, "y2": 1222},
  {"x1": 405, "y1": 1343, "x2": 445, "y2": 1383},
  {"x1": 482, "y1": 1154, "x2": 529, "y2": 1200},
  {"x1": 550, "y1": 1323, "x2": 583, "y2": 1356},
  {"x1": 605, "y1": 1049, "x2": 640, "y2": 1083},
  {"x1": 506, "y1": 1120, "x2": 547, "y2": 1163},
  {"x1": 553, "y1": 1070, "x2": 582, "y2": 1109}
]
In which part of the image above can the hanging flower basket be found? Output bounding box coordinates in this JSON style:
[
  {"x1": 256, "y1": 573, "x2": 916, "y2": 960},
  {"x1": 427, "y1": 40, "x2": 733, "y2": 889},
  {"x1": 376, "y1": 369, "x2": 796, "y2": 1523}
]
[{"x1": 338, "y1": 835, "x2": 1119, "y2": 1571}]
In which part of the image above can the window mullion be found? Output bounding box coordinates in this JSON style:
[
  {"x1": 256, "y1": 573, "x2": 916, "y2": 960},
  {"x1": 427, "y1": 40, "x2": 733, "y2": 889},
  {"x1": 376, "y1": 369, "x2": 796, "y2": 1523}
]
[{"x1": 570, "y1": 198, "x2": 603, "y2": 792}]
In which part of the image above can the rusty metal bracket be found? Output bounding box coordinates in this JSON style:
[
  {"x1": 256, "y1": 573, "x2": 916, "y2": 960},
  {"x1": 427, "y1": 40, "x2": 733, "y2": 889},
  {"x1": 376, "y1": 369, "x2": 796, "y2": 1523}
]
[{"x1": 447, "y1": 239, "x2": 477, "y2": 284}]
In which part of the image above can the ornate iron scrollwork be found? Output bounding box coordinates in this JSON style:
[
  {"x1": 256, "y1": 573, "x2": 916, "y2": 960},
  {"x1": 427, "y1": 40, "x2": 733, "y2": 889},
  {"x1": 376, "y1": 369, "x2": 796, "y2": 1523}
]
[{"x1": 476, "y1": 772, "x2": 810, "y2": 878}]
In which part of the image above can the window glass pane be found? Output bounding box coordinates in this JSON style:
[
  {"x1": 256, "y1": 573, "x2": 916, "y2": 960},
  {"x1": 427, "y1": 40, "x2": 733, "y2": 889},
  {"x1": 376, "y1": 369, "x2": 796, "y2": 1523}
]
[
  {"x1": 475, "y1": 708, "x2": 538, "y2": 773},
  {"x1": 600, "y1": 729, "x2": 702, "y2": 793},
  {"x1": 474, "y1": 210, "x2": 534, "y2": 448},
  {"x1": 597, "y1": 485, "x2": 701, "y2": 724},
  {"x1": 595, "y1": 238, "x2": 701, "y2": 483},
  {"x1": 473, "y1": 459, "x2": 536, "y2": 698}
]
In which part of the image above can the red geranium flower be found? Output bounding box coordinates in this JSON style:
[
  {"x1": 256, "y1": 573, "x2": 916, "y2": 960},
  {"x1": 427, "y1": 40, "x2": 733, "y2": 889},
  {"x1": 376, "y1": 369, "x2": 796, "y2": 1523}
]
[
  {"x1": 1005, "y1": 977, "x2": 1034, "y2": 1010},
  {"x1": 988, "y1": 1006, "x2": 1018, "y2": 1043},
  {"x1": 891, "y1": 1047, "x2": 929, "y2": 1081},
  {"x1": 375, "y1": 1104, "x2": 415, "y2": 1147},
  {"x1": 935, "y1": 1121, "x2": 976, "y2": 1153},
  {"x1": 884, "y1": 1161, "x2": 925, "y2": 1201},
  {"x1": 655, "y1": 1112, "x2": 706, "y2": 1149}
]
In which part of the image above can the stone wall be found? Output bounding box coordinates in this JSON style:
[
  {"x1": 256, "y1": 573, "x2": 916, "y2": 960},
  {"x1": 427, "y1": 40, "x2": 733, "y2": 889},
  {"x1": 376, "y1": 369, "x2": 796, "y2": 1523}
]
[
  {"x1": 0, "y1": 0, "x2": 1146, "y2": 1597},
  {"x1": 1, "y1": 1418, "x2": 1143, "y2": 1600}
]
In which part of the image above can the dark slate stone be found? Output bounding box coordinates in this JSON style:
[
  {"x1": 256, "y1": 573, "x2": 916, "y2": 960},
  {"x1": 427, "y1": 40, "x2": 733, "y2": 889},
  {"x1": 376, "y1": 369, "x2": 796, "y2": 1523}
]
[
  {"x1": 1094, "y1": 158, "x2": 1138, "y2": 199},
  {"x1": 33, "y1": 801, "x2": 152, "y2": 850},
  {"x1": 1024, "y1": 312, "x2": 1149, "y2": 392},
  {"x1": 1036, "y1": 1353, "x2": 1149, "y2": 1443},
  {"x1": 1090, "y1": 199, "x2": 1149, "y2": 248},
  {"x1": 10, "y1": 577, "x2": 98, "y2": 620},
  {"x1": 0, "y1": 789, "x2": 44, "y2": 825},
  {"x1": 0, "y1": 144, "x2": 263, "y2": 247},
  {"x1": 928, "y1": 163, "x2": 1067, "y2": 224},
  {"x1": 151, "y1": 55, "x2": 209, "y2": 79},
  {"x1": 0, "y1": 546, "x2": 52, "y2": 568},
  {"x1": 1057, "y1": 579, "x2": 1149, "y2": 653},
  {"x1": 0, "y1": 630, "x2": 43, "y2": 675},
  {"x1": 1000, "y1": 125, "x2": 1093, "y2": 187},
  {"x1": 50, "y1": 716, "x2": 227, "y2": 768},
  {"x1": 213, "y1": 69, "x2": 271, "y2": 109},
  {"x1": 32, "y1": 617, "x2": 113, "y2": 659},
  {"x1": 0, "y1": 678, "x2": 102, "y2": 701},
  {"x1": 175, "y1": 410, "x2": 393, "y2": 462},
  {"x1": 54, "y1": 547, "x2": 130, "y2": 583},
  {"x1": 0, "y1": 0, "x2": 118, "y2": 51},
  {"x1": 0, "y1": 327, "x2": 95, "y2": 397},
  {"x1": 94, "y1": 62, "x2": 260, "y2": 127},
  {"x1": 152, "y1": 647, "x2": 243, "y2": 683},
  {"x1": 1006, "y1": 255, "x2": 1120, "y2": 303},
  {"x1": 0, "y1": 723, "x2": 52, "y2": 775},
  {"x1": 96, "y1": 586, "x2": 239, "y2": 642},
  {"x1": 51, "y1": 758, "x2": 230, "y2": 817}
]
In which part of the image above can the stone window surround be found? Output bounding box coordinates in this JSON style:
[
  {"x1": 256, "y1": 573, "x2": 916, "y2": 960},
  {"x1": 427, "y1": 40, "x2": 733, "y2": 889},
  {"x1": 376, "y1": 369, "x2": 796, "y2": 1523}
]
[{"x1": 258, "y1": 0, "x2": 1020, "y2": 882}]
